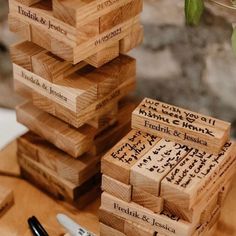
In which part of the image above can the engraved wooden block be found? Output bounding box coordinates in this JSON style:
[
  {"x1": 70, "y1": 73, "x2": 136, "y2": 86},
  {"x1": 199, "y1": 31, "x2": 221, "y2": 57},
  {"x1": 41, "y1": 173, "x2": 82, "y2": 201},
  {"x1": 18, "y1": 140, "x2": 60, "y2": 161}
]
[
  {"x1": 13, "y1": 53, "x2": 136, "y2": 114},
  {"x1": 101, "y1": 130, "x2": 160, "y2": 184},
  {"x1": 100, "y1": 223, "x2": 125, "y2": 236},
  {"x1": 132, "y1": 98, "x2": 231, "y2": 154},
  {"x1": 19, "y1": 155, "x2": 101, "y2": 207},
  {"x1": 130, "y1": 139, "x2": 191, "y2": 196},
  {"x1": 101, "y1": 192, "x2": 194, "y2": 236},
  {"x1": 18, "y1": 132, "x2": 101, "y2": 185},
  {"x1": 8, "y1": 14, "x2": 31, "y2": 41},
  {"x1": 102, "y1": 175, "x2": 132, "y2": 202},
  {"x1": 9, "y1": 0, "x2": 142, "y2": 65},
  {"x1": 0, "y1": 186, "x2": 14, "y2": 217},
  {"x1": 32, "y1": 77, "x2": 135, "y2": 128},
  {"x1": 160, "y1": 142, "x2": 236, "y2": 221},
  {"x1": 132, "y1": 186, "x2": 163, "y2": 214},
  {"x1": 218, "y1": 179, "x2": 232, "y2": 206},
  {"x1": 10, "y1": 41, "x2": 44, "y2": 72},
  {"x1": 99, "y1": 208, "x2": 158, "y2": 236},
  {"x1": 52, "y1": 0, "x2": 134, "y2": 27}
]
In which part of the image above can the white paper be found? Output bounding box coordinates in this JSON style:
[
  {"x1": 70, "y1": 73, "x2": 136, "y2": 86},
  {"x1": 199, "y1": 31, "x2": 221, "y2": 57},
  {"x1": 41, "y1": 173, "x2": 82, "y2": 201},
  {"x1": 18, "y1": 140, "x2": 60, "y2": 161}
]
[{"x1": 0, "y1": 107, "x2": 27, "y2": 150}]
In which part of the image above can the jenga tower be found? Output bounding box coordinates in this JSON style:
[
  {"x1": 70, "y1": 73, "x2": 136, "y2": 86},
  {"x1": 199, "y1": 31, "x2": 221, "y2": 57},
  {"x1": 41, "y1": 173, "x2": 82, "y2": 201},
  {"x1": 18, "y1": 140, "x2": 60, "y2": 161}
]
[
  {"x1": 100, "y1": 98, "x2": 236, "y2": 236},
  {"x1": 8, "y1": 0, "x2": 143, "y2": 207}
]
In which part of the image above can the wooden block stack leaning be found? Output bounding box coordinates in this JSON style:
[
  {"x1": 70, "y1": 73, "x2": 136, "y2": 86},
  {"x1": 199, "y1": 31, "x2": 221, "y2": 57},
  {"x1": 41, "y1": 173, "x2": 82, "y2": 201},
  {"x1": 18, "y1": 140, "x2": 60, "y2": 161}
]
[
  {"x1": 100, "y1": 97, "x2": 236, "y2": 236},
  {"x1": 9, "y1": 0, "x2": 144, "y2": 207}
]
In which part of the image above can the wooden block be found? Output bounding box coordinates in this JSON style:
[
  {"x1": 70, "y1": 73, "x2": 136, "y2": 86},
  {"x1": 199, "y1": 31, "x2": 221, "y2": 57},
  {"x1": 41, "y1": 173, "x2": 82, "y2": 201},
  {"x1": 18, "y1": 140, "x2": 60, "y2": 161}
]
[
  {"x1": 132, "y1": 186, "x2": 163, "y2": 214},
  {"x1": 99, "y1": 208, "x2": 157, "y2": 236},
  {"x1": 101, "y1": 130, "x2": 160, "y2": 184},
  {"x1": 31, "y1": 51, "x2": 86, "y2": 82},
  {"x1": 132, "y1": 98, "x2": 231, "y2": 154},
  {"x1": 14, "y1": 80, "x2": 32, "y2": 99},
  {"x1": 52, "y1": 0, "x2": 134, "y2": 27},
  {"x1": 10, "y1": 41, "x2": 44, "y2": 71},
  {"x1": 100, "y1": 223, "x2": 125, "y2": 236},
  {"x1": 218, "y1": 179, "x2": 232, "y2": 206},
  {"x1": 31, "y1": 24, "x2": 52, "y2": 51},
  {"x1": 32, "y1": 76, "x2": 135, "y2": 128},
  {"x1": 102, "y1": 175, "x2": 132, "y2": 202},
  {"x1": 130, "y1": 139, "x2": 191, "y2": 196},
  {"x1": 0, "y1": 186, "x2": 14, "y2": 217},
  {"x1": 161, "y1": 142, "x2": 236, "y2": 221},
  {"x1": 9, "y1": 0, "x2": 141, "y2": 65},
  {"x1": 16, "y1": 102, "x2": 95, "y2": 157},
  {"x1": 13, "y1": 63, "x2": 98, "y2": 112},
  {"x1": 124, "y1": 220, "x2": 156, "y2": 236},
  {"x1": 120, "y1": 24, "x2": 143, "y2": 54},
  {"x1": 85, "y1": 42, "x2": 119, "y2": 68},
  {"x1": 19, "y1": 152, "x2": 101, "y2": 202},
  {"x1": 18, "y1": 132, "x2": 101, "y2": 185},
  {"x1": 193, "y1": 207, "x2": 220, "y2": 236},
  {"x1": 99, "y1": 208, "x2": 125, "y2": 233},
  {"x1": 99, "y1": 0, "x2": 143, "y2": 33},
  {"x1": 101, "y1": 192, "x2": 194, "y2": 236},
  {"x1": 200, "y1": 195, "x2": 218, "y2": 224},
  {"x1": 8, "y1": 14, "x2": 31, "y2": 40}
]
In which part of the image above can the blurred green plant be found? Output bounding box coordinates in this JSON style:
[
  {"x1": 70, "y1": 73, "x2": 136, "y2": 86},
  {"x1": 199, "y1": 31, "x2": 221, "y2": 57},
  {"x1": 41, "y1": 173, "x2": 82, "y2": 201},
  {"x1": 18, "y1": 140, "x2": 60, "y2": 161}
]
[{"x1": 185, "y1": 0, "x2": 236, "y2": 55}]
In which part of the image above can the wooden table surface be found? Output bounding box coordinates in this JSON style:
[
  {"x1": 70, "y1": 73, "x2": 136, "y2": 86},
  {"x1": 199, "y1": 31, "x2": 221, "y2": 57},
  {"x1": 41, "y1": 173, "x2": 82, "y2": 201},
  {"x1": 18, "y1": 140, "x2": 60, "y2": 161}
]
[{"x1": 0, "y1": 142, "x2": 236, "y2": 236}]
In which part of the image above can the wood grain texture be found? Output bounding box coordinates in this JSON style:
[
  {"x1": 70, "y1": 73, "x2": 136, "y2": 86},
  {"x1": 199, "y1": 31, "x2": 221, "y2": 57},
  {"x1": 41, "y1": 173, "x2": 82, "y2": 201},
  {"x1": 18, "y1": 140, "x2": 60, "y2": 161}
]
[
  {"x1": 0, "y1": 143, "x2": 236, "y2": 235},
  {"x1": 132, "y1": 98, "x2": 231, "y2": 154},
  {"x1": 0, "y1": 186, "x2": 14, "y2": 218},
  {"x1": 102, "y1": 175, "x2": 132, "y2": 202},
  {"x1": 101, "y1": 130, "x2": 160, "y2": 184},
  {"x1": 9, "y1": 0, "x2": 142, "y2": 65},
  {"x1": 17, "y1": 132, "x2": 101, "y2": 185}
]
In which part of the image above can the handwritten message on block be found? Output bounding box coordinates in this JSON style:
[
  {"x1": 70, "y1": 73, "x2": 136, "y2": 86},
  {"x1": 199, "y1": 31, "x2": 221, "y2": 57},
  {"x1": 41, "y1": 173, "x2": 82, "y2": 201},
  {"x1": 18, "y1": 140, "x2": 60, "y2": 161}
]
[
  {"x1": 101, "y1": 130, "x2": 160, "y2": 184},
  {"x1": 161, "y1": 142, "x2": 236, "y2": 210},
  {"x1": 132, "y1": 98, "x2": 230, "y2": 154},
  {"x1": 130, "y1": 139, "x2": 192, "y2": 196}
]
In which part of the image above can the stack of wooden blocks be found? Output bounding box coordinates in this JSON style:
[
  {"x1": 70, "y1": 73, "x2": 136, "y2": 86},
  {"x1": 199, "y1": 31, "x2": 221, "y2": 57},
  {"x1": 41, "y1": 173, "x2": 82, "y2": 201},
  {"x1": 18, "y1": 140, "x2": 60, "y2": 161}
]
[
  {"x1": 8, "y1": 0, "x2": 143, "y2": 207},
  {"x1": 100, "y1": 98, "x2": 236, "y2": 236}
]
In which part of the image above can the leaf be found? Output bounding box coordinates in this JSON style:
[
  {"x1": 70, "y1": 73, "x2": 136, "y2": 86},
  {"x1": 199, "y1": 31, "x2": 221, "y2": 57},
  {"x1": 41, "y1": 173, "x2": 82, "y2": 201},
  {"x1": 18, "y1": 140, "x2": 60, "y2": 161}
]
[
  {"x1": 185, "y1": 0, "x2": 205, "y2": 26},
  {"x1": 231, "y1": 28, "x2": 236, "y2": 55}
]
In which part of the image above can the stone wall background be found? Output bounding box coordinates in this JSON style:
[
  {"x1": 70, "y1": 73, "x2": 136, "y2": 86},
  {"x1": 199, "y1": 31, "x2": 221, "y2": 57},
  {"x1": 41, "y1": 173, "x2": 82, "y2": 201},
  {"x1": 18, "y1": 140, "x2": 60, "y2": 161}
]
[{"x1": 0, "y1": 0, "x2": 236, "y2": 136}]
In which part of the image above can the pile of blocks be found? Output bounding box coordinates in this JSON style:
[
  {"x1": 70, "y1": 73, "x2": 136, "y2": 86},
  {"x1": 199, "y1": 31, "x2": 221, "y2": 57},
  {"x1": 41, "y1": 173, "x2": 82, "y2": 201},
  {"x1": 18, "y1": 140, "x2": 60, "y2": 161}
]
[
  {"x1": 100, "y1": 98, "x2": 236, "y2": 236},
  {"x1": 8, "y1": 0, "x2": 143, "y2": 207}
]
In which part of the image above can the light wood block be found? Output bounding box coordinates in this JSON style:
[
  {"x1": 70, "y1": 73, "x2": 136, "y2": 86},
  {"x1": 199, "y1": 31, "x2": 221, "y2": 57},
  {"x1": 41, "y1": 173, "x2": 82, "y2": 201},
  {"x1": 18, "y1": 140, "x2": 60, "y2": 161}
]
[
  {"x1": 52, "y1": 0, "x2": 135, "y2": 27},
  {"x1": 32, "y1": 76, "x2": 135, "y2": 128},
  {"x1": 161, "y1": 142, "x2": 236, "y2": 221},
  {"x1": 9, "y1": 0, "x2": 141, "y2": 65},
  {"x1": 218, "y1": 179, "x2": 232, "y2": 206},
  {"x1": 101, "y1": 130, "x2": 160, "y2": 184},
  {"x1": 130, "y1": 139, "x2": 191, "y2": 196},
  {"x1": 132, "y1": 186, "x2": 163, "y2": 214},
  {"x1": 99, "y1": 208, "x2": 157, "y2": 236},
  {"x1": 8, "y1": 14, "x2": 31, "y2": 41},
  {"x1": 18, "y1": 132, "x2": 101, "y2": 185},
  {"x1": 0, "y1": 186, "x2": 14, "y2": 217},
  {"x1": 102, "y1": 175, "x2": 132, "y2": 202},
  {"x1": 120, "y1": 24, "x2": 143, "y2": 53},
  {"x1": 132, "y1": 98, "x2": 231, "y2": 154},
  {"x1": 100, "y1": 223, "x2": 125, "y2": 236},
  {"x1": 10, "y1": 41, "x2": 44, "y2": 72},
  {"x1": 18, "y1": 152, "x2": 101, "y2": 203},
  {"x1": 101, "y1": 192, "x2": 194, "y2": 236}
]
